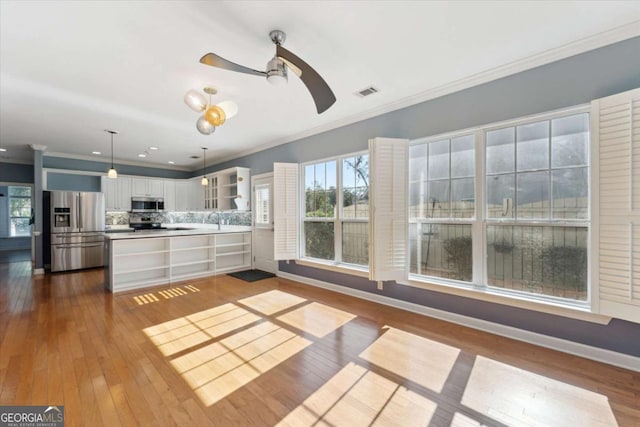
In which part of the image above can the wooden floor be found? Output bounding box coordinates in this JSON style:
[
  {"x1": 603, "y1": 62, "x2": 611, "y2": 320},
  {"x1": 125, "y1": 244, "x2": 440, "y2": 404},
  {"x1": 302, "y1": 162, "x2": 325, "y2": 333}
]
[{"x1": 0, "y1": 260, "x2": 638, "y2": 426}]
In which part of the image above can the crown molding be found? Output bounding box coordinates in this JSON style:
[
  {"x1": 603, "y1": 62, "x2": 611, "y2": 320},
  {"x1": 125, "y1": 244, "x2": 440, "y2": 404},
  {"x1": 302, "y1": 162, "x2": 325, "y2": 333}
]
[
  {"x1": 30, "y1": 144, "x2": 47, "y2": 151},
  {"x1": 44, "y1": 151, "x2": 192, "y2": 172},
  {"x1": 0, "y1": 158, "x2": 33, "y2": 165},
  {"x1": 209, "y1": 21, "x2": 640, "y2": 167}
]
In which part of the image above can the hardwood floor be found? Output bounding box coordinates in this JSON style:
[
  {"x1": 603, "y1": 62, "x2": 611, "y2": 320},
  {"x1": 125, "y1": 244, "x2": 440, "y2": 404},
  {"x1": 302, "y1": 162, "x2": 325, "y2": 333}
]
[{"x1": 1, "y1": 260, "x2": 638, "y2": 426}]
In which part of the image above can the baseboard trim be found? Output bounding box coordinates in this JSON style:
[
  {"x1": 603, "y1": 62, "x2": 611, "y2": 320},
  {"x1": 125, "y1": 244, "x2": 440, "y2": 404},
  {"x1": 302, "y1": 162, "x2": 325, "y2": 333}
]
[
  {"x1": 33, "y1": 268, "x2": 45, "y2": 275},
  {"x1": 277, "y1": 271, "x2": 640, "y2": 372}
]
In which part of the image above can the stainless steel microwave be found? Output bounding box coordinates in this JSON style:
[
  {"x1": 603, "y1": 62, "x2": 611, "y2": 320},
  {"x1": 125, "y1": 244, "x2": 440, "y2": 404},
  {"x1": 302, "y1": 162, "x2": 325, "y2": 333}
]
[{"x1": 131, "y1": 197, "x2": 164, "y2": 213}]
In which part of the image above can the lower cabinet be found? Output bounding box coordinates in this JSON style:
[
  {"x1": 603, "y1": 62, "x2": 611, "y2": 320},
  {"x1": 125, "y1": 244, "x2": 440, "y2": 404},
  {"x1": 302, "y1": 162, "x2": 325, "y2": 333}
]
[{"x1": 106, "y1": 232, "x2": 251, "y2": 293}]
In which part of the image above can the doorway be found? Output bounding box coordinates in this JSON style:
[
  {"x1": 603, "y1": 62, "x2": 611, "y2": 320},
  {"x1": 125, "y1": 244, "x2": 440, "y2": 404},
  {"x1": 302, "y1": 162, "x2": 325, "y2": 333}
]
[{"x1": 251, "y1": 173, "x2": 277, "y2": 274}]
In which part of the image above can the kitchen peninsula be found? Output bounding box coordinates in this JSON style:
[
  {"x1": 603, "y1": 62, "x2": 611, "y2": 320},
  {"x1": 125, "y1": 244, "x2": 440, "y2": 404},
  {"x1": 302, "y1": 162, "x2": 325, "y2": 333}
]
[{"x1": 104, "y1": 226, "x2": 251, "y2": 293}]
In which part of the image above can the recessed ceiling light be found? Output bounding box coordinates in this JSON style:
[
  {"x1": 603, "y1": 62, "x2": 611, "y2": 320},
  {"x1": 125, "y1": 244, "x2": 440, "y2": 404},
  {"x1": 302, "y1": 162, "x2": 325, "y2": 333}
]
[
  {"x1": 138, "y1": 154, "x2": 147, "y2": 158},
  {"x1": 92, "y1": 151, "x2": 101, "y2": 155},
  {"x1": 168, "y1": 161, "x2": 175, "y2": 164},
  {"x1": 148, "y1": 146, "x2": 159, "y2": 150},
  {"x1": 0, "y1": 148, "x2": 7, "y2": 152}
]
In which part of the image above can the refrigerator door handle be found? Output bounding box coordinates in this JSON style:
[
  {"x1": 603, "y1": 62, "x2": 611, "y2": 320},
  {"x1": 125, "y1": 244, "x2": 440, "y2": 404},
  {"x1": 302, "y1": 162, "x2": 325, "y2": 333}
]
[
  {"x1": 78, "y1": 193, "x2": 83, "y2": 230},
  {"x1": 55, "y1": 243, "x2": 103, "y2": 249}
]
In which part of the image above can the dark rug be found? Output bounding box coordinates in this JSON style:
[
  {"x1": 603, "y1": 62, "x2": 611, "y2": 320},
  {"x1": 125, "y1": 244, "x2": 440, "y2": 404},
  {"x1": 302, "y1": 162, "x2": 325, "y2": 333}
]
[{"x1": 228, "y1": 269, "x2": 276, "y2": 282}]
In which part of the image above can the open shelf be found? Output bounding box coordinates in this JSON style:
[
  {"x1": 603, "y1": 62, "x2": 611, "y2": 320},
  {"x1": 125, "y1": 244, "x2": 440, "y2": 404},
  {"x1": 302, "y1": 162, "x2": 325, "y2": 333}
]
[
  {"x1": 171, "y1": 258, "x2": 215, "y2": 268},
  {"x1": 114, "y1": 249, "x2": 169, "y2": 257},
  {"x1": 171, "y1": 245, "x2": 214, "y2": 252}
]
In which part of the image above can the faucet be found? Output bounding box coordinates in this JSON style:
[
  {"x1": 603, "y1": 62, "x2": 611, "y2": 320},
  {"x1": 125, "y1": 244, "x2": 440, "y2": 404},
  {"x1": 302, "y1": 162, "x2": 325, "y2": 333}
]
[{"x1": 208, "y1": 211, "x2": 221, "y2": 230}]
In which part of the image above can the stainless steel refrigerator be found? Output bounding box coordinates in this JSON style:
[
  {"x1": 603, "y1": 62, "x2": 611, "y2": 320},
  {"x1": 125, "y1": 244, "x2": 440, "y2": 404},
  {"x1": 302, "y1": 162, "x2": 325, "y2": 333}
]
[{"x1": 50, "y1": 191, "x2": 105, "y2": 272}]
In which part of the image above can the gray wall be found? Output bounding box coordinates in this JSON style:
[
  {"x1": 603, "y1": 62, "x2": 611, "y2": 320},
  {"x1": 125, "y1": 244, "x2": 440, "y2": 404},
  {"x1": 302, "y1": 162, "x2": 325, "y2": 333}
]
[
  {"x1": 262, "y1": 37, "x2": 640, "y2": 358},
  {"x1": 0, "y1": 162, "x2": 33, "y2": 183},
  {"x1": 206, "y1": 36, "x2": 640, "y2": 176},
  {"x1": 47, "y1": 172, "x2": 101, "y2": 192},
  {"x1": 44, "y1": 157, "x2": 191, "y2": 179}
]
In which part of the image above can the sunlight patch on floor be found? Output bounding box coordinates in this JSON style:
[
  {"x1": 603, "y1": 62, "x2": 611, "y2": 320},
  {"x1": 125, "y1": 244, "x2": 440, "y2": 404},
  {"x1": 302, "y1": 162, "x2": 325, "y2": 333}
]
[
  {"x1": 450, "y1": 412, "x2": 483, "y2": 426},
  {"x1": 359, "y1": 326, "x2": 460, "y2": 393},
  {"x1": 238, "y1": 290, "x2": 307, "y2": 315},
  {"x1": 277, "y1": 362, "x2": 436, "y2": 427},
  {"x1": 276, "y1": 302, "x2": 356, "y2": 338},
  {"x1": 461, "y1": 356, "x2": 618, "y2": 427},
  {"x1": 170, "y1": 320, "x2": 311, "y2": 406},
  {"x1": 133, "y1": 293, "x2": 159, "y2": 305},
  {"x1": 142, "y1": 303, "x2": 260, "y2": 356}
]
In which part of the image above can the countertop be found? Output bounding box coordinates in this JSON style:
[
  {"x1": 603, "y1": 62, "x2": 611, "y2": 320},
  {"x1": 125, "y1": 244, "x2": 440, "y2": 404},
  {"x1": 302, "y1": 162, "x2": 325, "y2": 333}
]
[{"x1": 104, "y1": 224, "x2": 251, "y2": 240}]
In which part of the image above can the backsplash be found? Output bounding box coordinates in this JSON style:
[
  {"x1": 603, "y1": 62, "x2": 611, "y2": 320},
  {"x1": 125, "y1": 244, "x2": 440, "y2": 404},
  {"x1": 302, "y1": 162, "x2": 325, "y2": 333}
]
[{"x1": 105, "y1": 211, "x2": 252, "y2": 226}]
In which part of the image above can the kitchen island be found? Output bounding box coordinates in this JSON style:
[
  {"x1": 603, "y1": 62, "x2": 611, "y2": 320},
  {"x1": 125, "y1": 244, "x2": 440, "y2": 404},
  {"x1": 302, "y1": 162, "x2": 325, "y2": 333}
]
[{"x1": 104, "y1": 226, "x2": 251, "y2": 293}]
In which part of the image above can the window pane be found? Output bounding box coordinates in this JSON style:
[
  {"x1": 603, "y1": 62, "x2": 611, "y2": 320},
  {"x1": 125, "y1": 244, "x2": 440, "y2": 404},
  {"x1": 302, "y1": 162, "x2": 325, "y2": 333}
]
[
  {"x1": 517, "y1": 121, "x2": 549, "y2": 171},
  {"x1": 305, "y1": 161, "x2": 336, "y2": 218},
  {"x1": 487, "y1": 174, "x2": 515, "y2": 219},
  {"x1": 342, "y1": 155, "x2": 369, "y2": 220},
  {"x1": 10, "y1": 218, "x2": 31, "y2": 237},
  {"x1": 409, "y1": 181, "x2": 426, "y2": 219},
  {"x1": 552, "y1": 167, "x2": 588, "y2": 219},
  {"x1": 9, "y1": 186, "x2": 31, "y2": 197},
  {"x1": 342, "y1": 222, "x2": 369, "y2": 266},
  {"x1": 486, "y1": 127, "x2": 514, "y2": 174},
  {"x1": 517, "y1": 171, "x2": 549, "y2": 219},
  {"x1": 451, "y1": 135, "x2": 475, "y2": 178},
  {"x1": 409, "y1": 223, "x2": 472, "y2": 282},
  {"x1": 304, "y1": 222, "x2": 335, "y2": 260},
  {"x1": 428, "y1": 180, "x2": 450, "y2": 218},
  {"x1": 552, "y1": 113, "x2": 589, "y2": 167},
  {"x1": 487, "y1": 225, "x2": 587, "y2": 301},
  {"x1": 410, "y1": 144, "x2": 428, "y2": 182},
  {"x1": 428, "y1": 139, "x2": 449, "y2": 180},
  {"x1": 451, "y1": 178, "x2": 475, "y2": 218},
  {"x1": 255, "y1": 185, "x2": 270, "y2": 226}
]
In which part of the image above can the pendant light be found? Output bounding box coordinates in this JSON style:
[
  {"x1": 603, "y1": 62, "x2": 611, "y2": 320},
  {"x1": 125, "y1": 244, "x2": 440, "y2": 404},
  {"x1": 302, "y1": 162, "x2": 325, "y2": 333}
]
[
  {"x1": 105, "y1": 129, "x2": 119, "y2": 179},
  {"x1": 201, "y1": 147, "x2": 208, "y2": 186}
]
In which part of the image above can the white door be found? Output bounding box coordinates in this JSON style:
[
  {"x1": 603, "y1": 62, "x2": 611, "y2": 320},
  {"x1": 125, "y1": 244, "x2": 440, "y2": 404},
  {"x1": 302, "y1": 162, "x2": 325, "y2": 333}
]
[{"x1": 252, "y1": 173, "x2": 277, "y2": 273}]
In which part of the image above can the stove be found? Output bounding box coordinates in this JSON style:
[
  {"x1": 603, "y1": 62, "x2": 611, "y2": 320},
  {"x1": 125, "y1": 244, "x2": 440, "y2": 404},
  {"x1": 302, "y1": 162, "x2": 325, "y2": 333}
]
[{"x1": 129, "y1": 217, "x2": 166, "y2": 231}]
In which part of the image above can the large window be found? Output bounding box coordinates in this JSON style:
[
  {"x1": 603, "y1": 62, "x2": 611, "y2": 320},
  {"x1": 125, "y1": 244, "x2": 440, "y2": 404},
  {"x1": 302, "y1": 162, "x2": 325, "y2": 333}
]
[
  {"x1": 9, "y1": 186, "x2": 32, "y2": 237},
  {"x1": 409, "y1": 135, "x2": 475, "y2": 281},
  {"x1": 303, "y1": 154, "x2": 369, "y2": 266},
  {"x1": 409, "y1": 110, "x2": 590, "y2": 304}
]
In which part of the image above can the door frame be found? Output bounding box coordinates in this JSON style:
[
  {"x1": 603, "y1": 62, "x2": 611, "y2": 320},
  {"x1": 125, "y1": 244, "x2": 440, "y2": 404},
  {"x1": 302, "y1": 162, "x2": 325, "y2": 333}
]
[{"x1": 251, "y1": 172, "x2": 277, "y2": 273}]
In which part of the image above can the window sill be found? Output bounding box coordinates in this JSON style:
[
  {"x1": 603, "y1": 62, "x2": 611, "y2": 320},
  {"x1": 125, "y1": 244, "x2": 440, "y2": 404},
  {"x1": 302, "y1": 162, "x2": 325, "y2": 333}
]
[
  {"x1": 401, "y1": 276, "x2": 611, "y2": 325},
  {"x1": 295, "y1": 258, "x2": 370, "y2": 278}
]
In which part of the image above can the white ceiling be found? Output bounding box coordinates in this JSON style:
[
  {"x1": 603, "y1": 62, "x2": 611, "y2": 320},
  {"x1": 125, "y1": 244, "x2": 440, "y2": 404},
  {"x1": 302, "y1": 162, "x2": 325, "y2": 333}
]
[{"x1": 1, "y1": 1, "x2": 639, "y2": 171}]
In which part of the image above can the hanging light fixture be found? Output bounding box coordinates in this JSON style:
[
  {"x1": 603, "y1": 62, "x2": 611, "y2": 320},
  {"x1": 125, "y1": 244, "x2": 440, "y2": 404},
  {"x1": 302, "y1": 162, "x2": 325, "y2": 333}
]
[
  {"x1": 184, "y1": 87, "x2": 238, "y2": 135},
  {"x1": 105, "y1": 129, "x2": 119, "y2": 179},
  {"x1": 201, "y1": 147, "x2": 208, "y2": 186}
]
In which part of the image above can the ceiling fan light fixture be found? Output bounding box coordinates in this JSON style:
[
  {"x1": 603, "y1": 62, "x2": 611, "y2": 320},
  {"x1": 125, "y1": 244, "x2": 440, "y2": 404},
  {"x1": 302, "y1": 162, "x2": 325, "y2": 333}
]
[
  {"x1": 184, "y1": 89, "x2": 207, "y2": 112},
  {"x1": 196, "y1": 115, "x2": 216, "y2": 135},
  {"x1": 204, "y1": 105, "x2": 226, "y2": 126},
  {"x1": 266, "y1": 57, "x2": 288, "y2": 86}
]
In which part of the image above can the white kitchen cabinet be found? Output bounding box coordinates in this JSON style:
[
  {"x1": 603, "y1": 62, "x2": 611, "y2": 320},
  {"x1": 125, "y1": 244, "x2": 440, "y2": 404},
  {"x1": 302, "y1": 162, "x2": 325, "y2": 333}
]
[
  {"x1": 201, "y1": 167, "x2": 251, "y2": 211},
  {"x1": 131, "y1": 178, "x2": 164, "y2": 197},
  {"x1": 175, "y1": 179, "x2": 204, "y2": 211},
  {"x1": 163, "y1": 180, "x2": 175, "y2": 211},
  {"x1": 102, "y1": 176, "x2": 131, "y2": 211}
]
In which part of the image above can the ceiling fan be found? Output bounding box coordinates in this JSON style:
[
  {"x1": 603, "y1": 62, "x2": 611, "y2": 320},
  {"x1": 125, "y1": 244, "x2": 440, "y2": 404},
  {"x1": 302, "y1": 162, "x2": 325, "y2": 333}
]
[{"x1": 200, "y1": 30, "x2": 336, "y2": 114}]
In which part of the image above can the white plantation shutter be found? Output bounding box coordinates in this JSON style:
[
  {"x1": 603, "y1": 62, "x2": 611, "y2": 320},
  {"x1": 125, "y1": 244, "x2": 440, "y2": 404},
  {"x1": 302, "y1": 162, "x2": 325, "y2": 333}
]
[
  {"x1": 592, "y1": 88, "x2": 640, "y2": 323},
  {"x1": 369, "y1": 137, "x2": 409, "y2": 282},
  {"x1": 274, "y1": 163, "x2": 299, "y2": 260}
]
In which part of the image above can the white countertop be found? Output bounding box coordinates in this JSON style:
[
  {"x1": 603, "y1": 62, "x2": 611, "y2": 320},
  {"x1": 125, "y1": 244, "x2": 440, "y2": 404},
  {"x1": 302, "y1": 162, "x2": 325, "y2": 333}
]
[{"x1": 104, "y1": 224, "x2": 251, "y2": 240}]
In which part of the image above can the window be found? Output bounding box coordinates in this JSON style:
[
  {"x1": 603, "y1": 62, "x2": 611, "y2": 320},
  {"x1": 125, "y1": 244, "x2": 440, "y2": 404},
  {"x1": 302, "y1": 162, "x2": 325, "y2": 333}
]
[
  {"x1": 9, "y1": 186, "x2": 32, "y2": 237},
  {"x1": 409, "y1": 109, "x2": 590, "y2": 304},
  {"x1": 255, "y1": 183, "x2": 270, "y2": 227},
  {"x1": 303, "y1": 154, "x2": 369, "y2": 266},
  {"x1": 409, "y1": 135, "x2": 475, "y2": 281},
  {"x1": 486, "y1": 113, "x2": 589, "y2": 301}
]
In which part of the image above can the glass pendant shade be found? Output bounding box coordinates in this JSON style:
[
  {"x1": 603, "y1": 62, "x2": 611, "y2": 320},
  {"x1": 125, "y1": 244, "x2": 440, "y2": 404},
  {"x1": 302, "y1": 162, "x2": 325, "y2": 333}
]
[
  {"x1": 217, "y1": 100, "x2": 239, "y2": 119},
  {"x1": 204, "y1": 105, "x2": 226, "y2": 126},
  {"x1": 184, "y1": 90, "x2": 207, "y2": 112},
  {"x1": 107, "y1": 168, "x2": 118, "y2": 179},
  {"x1": 201, "y1": 176, "x2": 208, "y2": 186},
  {"x1": 196, "y1": 115, "x2": 216, "y2": 135}
]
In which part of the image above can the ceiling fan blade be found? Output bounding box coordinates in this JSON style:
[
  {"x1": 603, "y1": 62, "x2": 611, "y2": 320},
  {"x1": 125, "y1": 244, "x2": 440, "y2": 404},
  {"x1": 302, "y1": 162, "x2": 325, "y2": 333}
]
[
  {"x1": 200, "y1": 53, "x2": 266, "y2": 77},
  {"x1": 276, "y1": 45, "x2": 336, "y2": 114}
]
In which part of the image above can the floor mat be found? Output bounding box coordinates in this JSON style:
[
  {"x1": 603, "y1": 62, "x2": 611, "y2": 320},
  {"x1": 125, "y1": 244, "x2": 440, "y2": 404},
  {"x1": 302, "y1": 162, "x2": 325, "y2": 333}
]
[{"x1": 227, "y1": 269, "x2": 276, "y2": 282}]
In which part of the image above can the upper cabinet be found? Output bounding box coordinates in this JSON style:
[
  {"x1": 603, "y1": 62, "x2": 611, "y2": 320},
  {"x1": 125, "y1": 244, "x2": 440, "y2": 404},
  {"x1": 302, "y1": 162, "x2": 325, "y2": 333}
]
[
  {"x1": 175, "y1": 179, "x2": 204, "y2": 211},
  {"x1": 203, "y1": 167, "x2": 251, "y2": 211},
  {"x1": 163, "y1": 180, "x2": 176, "y2": 211},
  {"x1": 131, "y1": 178, "x2": 164, "y2": 198},
  {"x1": 102, "y1": 176, "x2": 131, "y2": 211}
]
